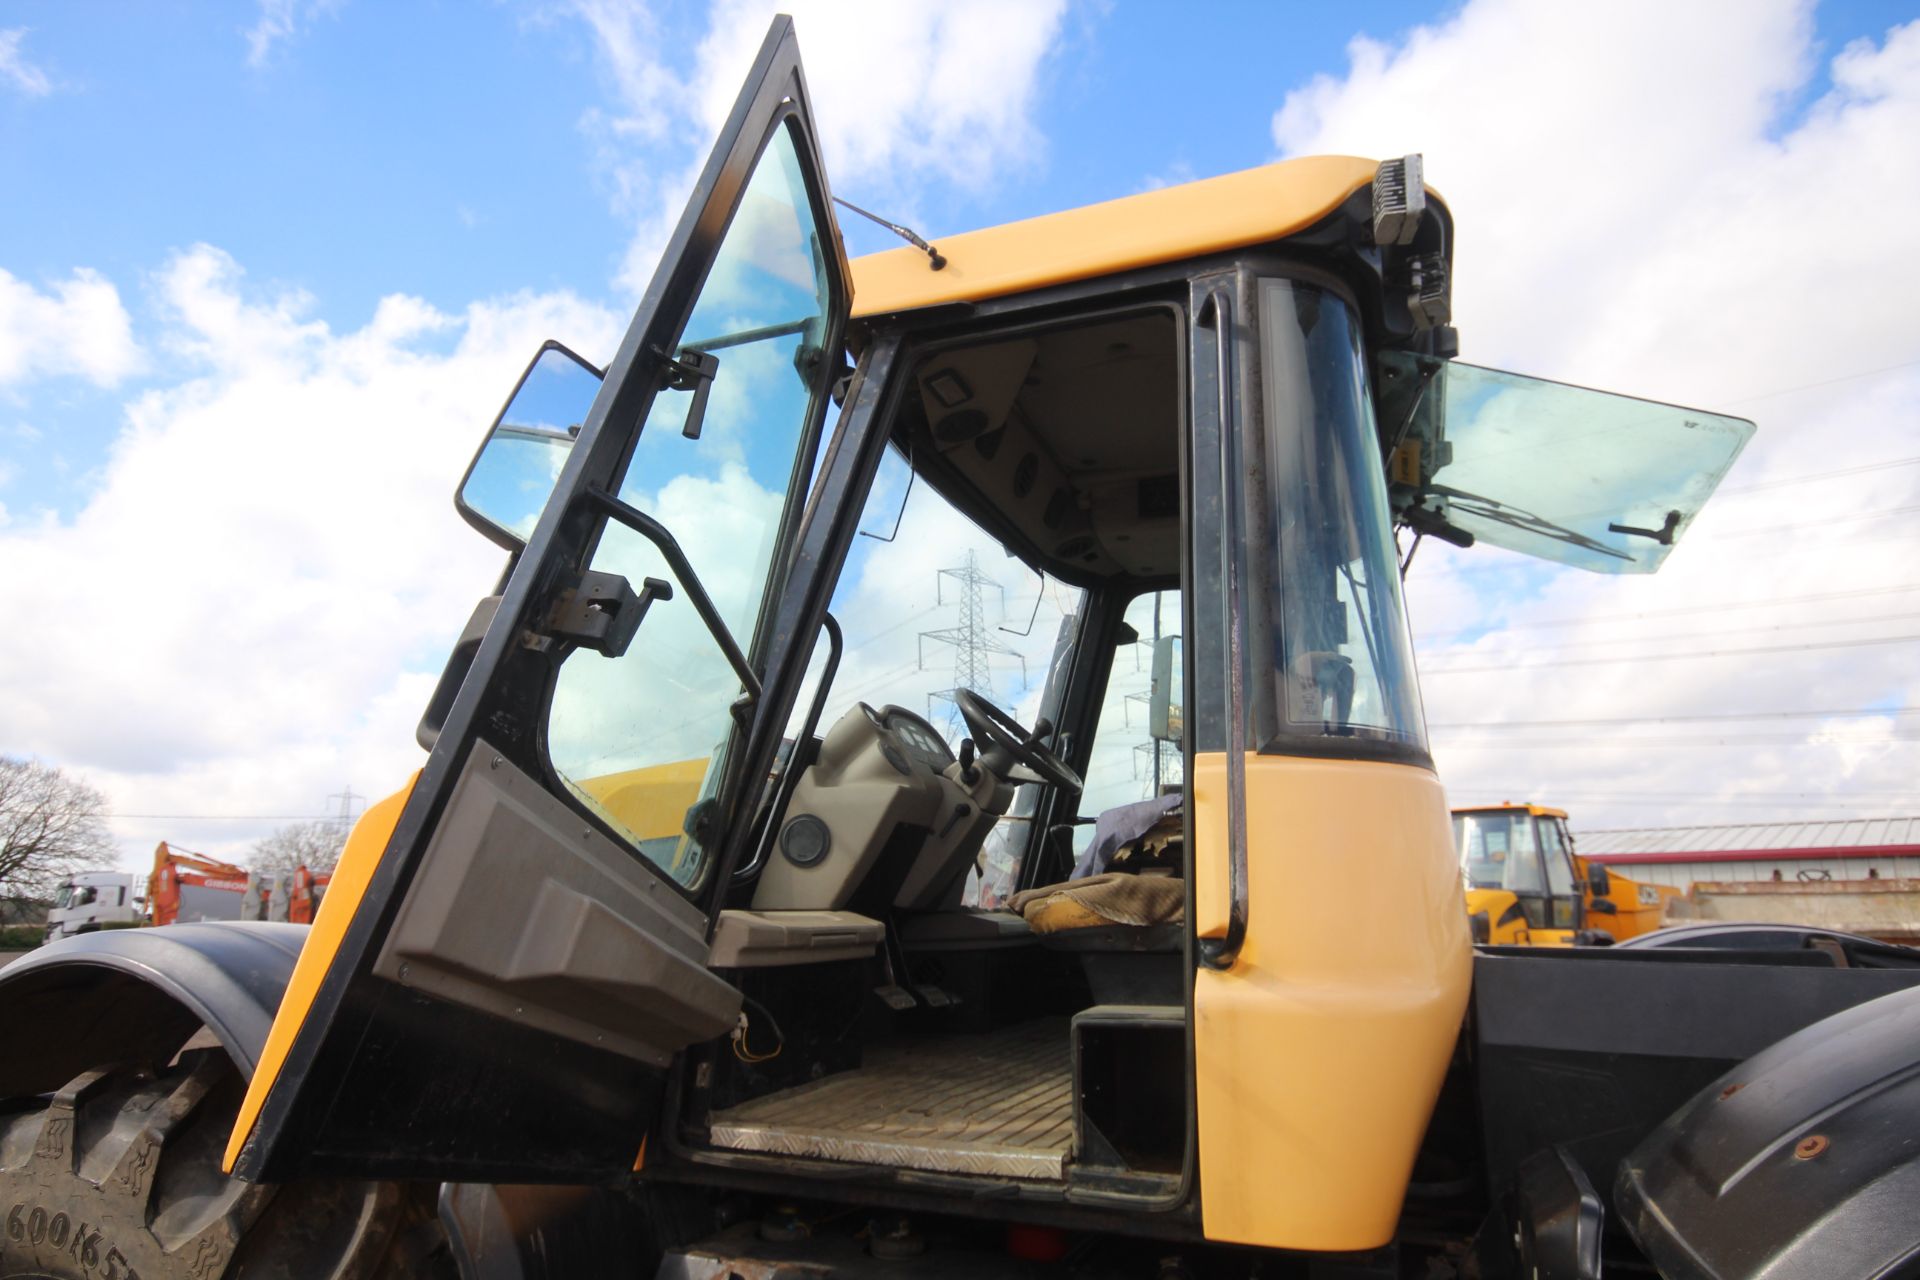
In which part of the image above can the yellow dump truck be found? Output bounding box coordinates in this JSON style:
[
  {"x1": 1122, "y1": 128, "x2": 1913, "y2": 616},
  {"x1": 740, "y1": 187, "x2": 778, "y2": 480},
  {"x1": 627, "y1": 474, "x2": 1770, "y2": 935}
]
[
  {"x1": 1456, "y1": 802, "x2": 1680, "y2": 945},
  {"x1": 7, "y1": 19, "x2": 1920, "y2": 1280}
]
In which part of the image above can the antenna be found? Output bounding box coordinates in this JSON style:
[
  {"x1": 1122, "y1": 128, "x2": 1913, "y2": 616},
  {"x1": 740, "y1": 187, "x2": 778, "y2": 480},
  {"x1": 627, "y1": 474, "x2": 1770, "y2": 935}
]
[{"x1": 833, "y1": 196, "x2": 947, "y2": 271}]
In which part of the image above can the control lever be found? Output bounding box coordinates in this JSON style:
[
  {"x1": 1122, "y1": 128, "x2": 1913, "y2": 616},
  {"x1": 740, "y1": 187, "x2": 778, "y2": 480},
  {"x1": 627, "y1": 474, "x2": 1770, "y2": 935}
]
[{"x1": 957, "y1": 738, "x2": 980, "y2": 785}]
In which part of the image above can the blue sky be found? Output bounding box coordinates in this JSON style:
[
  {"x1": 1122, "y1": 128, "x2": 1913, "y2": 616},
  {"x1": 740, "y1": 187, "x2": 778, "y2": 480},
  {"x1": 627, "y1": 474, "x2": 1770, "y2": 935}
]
[
  {"x1": 2, "y1": 0, "x2": 1906, "y2": 519},
  {"x1": 3, "y1": 0, "x2": 1918, "y2": 866}
]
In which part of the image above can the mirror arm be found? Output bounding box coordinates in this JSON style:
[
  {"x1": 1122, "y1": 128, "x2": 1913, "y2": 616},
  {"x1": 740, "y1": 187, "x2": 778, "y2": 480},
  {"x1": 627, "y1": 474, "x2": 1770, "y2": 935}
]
[{"x1": 582, "y1": 487, "x2": 762, "y2": 701}]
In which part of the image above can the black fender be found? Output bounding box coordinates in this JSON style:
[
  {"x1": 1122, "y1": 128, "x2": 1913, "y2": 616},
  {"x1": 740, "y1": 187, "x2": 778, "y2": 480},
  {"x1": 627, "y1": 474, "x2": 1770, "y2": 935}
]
[
  {"x1": 1616, "y1": 920, "x2": 1920, "y2": 968},
  {"x1": 1616, "y1": 982, "x2": 1920, "y2": 1279},
  {"x1": 0, "y1": 921, "x2": 307, "y2": 1094},
  {"x1": 0, "y1": 921, "x2": 658, "y2": 1275}
]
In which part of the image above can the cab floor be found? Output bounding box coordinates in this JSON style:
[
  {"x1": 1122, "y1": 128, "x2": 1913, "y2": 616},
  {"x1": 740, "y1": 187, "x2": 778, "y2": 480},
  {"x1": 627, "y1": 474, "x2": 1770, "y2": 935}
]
[{"x1": 707, "y1": 1018, "x2": 1074, "y2": 1180}]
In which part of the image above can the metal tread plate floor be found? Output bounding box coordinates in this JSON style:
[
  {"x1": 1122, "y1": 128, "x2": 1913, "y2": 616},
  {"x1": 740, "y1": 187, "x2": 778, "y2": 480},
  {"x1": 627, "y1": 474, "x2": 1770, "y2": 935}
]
[{"x1": 707, "y1": 1019, "x2": 1073, "y2": 1180}]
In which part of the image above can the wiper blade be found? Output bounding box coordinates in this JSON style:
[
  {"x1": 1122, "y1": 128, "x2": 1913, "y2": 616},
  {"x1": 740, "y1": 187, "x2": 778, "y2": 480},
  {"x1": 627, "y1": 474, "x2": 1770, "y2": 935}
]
[{"x1": 1428, "y1": 485, "x2": 1633, "y2": 561}]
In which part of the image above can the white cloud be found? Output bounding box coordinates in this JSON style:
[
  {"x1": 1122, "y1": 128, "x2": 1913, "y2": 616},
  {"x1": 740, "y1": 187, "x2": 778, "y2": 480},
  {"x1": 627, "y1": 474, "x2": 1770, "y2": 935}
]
[
  {"x1": 0, "y1": 267, "x2": 144, "y2": 387},
  {"x1": 243, "y1": 0, "x2": 341, "y2": 68},
  {"x1": 1272, "y1": 1, "x2": 1920, "y2": 831},
  {"x1": 560, "y1": 0, "x2": 1070, "y2": 295},
  {"x1": 0, "y1": 246, "x2": 623, "y2": 867},
  {"x1": 0, "y1": 27, "x2": 51, "y2": 96}
]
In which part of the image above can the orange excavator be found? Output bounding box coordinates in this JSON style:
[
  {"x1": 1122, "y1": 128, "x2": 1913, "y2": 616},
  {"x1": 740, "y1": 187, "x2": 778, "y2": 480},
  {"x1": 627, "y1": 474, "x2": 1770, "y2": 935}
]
[
  {"x1": 147, "y1": 842, "x2": 249, "y2": 926},
  {"x1": 147, "y1": 843, "x2": 334, "y2": 927}
]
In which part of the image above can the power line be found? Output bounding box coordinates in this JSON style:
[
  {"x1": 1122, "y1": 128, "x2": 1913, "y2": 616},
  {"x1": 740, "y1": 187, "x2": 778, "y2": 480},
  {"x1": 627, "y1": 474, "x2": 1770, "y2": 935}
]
[
  {"x1": 1704, "y1": 502, "x2": 1920, "y2": 541},
  {"x1": 1715, "y1": 355, "x2": 1920, "y2": 408},
  {"x1": 1431, "y1": 706, "x2": 1920, "y2": 730},
  {"x1": 1437, "y1": 732, "x2": 1919, "y2": 749},
  {"x1": 1719, "y1": 454, "x2": 1920, "y2": 496},
  {"x1": 1450, "y1": 795, "x2": 1920, "y2": 812},
  {"x1": 1443, "y1": 786, "x2": 1920, "y2": 794},
  {"x1": 1423, "y1": 632, "x2": 1920, "y2": 674},
  {"x1": 1415, "y1": 583, "x2": 1920, "y2": 643},
  {"x1": 105, "y1": 813, "x2": 342, "y2": 821},
  {"x1": 1429, "y1": 610, "x2": 1920, "y2": 656}
]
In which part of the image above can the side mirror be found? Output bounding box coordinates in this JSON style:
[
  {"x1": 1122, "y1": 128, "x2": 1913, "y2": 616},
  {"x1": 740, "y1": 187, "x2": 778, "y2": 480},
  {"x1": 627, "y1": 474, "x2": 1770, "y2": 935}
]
[
  {"x1": 1586, "y1": 863, "x2": 1612, "y2": 900},
  {"x1": 457, "y1": 342, "x2": 604, "y2": 549},
  {"x1": 1148, "y1": 635, "x2": 1184, "y2": 743}
]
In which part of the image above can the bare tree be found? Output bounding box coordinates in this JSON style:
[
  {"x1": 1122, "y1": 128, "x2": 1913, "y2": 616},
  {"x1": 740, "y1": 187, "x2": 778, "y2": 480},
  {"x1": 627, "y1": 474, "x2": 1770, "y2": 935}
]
[
  {"x1": 250, "y1": 820, "x2": 347, "y2": 879},
  {"x1": 0, "y1": 757, "x2": 117, "y2": 904}
]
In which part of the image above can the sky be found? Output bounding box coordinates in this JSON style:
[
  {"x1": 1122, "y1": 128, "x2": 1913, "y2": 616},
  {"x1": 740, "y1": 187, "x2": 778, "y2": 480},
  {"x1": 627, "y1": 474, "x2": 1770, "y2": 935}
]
[{"x1": 2, "y1": 0, "x2": 1918, "y2": 875}]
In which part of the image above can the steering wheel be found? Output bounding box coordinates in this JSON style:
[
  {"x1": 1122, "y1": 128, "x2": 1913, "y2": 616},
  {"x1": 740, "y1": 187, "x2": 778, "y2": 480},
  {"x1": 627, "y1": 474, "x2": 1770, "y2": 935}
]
[{"x1": 952, "y1": 688, "x2": 1082, "y2": 793}]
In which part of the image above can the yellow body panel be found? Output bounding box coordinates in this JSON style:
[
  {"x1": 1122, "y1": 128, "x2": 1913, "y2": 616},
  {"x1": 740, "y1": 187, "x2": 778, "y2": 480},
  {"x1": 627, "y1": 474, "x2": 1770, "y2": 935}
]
[
  {"x1": 576, "y1": 756, "x2": 709, "y2": 843},
  {"x1": 1463, "y1": 887, "x2": 1533, "y2": 945},
  {"x1": 224, "y1": 776, "x2": 418, "y2": 1172},
  {"x1": 1585, "y1": 859, "x2": 1682, "y2": 941},
  {"x1": 1192, "y1": 754, "x2": 1473, "y2": 1251},
  {"x1": 848, "y1": 156, "x2": 1383, "y2": 319}
]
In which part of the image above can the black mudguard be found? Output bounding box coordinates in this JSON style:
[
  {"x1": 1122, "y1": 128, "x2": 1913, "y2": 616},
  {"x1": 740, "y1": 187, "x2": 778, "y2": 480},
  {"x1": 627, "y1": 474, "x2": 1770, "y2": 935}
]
[
  {"x1": 0, "y1": 921, "x2": 307, "y2": 1092},
  {"x1": 0, "y1": 922, "x2": 663, "y2": 1275},
  {"x1": 1616, "y1": 982, "x2": 1920, "y2": 1279}
]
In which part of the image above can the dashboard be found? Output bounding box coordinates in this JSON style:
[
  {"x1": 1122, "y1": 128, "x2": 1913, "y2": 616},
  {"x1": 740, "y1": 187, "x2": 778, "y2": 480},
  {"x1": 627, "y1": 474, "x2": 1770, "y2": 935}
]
[{"x1": 873, "y1": 705, "x2": 955, "y2": 772}]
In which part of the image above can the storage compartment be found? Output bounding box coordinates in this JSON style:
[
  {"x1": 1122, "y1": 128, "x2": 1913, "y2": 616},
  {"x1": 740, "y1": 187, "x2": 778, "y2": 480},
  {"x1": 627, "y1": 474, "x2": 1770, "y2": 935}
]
[{"x1": 1072, "y1": 1005, "x2": 1186, "y2": 1182}]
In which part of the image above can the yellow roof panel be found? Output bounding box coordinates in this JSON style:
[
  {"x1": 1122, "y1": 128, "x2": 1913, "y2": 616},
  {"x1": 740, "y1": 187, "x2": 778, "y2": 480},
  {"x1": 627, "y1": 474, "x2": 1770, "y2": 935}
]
[
  {"x1": 848, "y1": 155, "x2": 1392, "y2": 318},
  {"x1": 1453, "y1": 802, "x2": 1570, "y2": 820}
]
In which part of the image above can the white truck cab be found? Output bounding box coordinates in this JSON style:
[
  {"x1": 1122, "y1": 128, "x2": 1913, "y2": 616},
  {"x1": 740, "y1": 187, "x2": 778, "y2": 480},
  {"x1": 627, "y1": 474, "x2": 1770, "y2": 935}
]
[{"x1": 44, "y1": 870, "x2": 147, "y2": 941}]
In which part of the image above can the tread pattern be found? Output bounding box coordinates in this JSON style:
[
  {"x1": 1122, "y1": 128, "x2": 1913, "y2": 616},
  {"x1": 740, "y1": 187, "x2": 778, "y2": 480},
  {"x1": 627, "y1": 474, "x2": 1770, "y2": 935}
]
[{"x1": 0, "y1": 1050, "x2": 440, "y2": 1280}]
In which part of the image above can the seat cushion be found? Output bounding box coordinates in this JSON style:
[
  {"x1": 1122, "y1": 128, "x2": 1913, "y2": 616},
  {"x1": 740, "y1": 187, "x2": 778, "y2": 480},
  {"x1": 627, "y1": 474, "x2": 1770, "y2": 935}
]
[{"x1": 1009, "y1": 873, "x2": 1184, "y2": 933}]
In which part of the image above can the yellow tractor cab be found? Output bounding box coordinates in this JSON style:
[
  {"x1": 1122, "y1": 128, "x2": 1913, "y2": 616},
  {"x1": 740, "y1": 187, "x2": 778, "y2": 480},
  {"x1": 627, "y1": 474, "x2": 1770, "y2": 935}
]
[
  {"x1": 1456, "y1": 802, "x2": 1678, "y2": 946},
  {"x1": 11, "y1": 19, "x2": 1920, "y2": 1280}
]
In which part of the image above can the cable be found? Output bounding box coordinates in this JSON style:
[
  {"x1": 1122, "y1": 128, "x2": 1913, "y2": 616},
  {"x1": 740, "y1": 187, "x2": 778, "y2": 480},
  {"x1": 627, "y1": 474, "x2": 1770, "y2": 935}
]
[
  {"x1": 1429, "y1": 611, "x2": 1920, "y2": 656},
  {"x1": 1444, "y1": 787, "x2": 1920, "y2": 800},
  {"x1": 1714, "y1": 355, "x2": 1920, "y2": 408},
  {"x1": 1703, "y1": 502, "x2": 1920, "y2": 541},
  {"x1": 1435, "y1": 731, "x2": 1920, "y2": 748},
  {"x1": 1718, "y1": 454, "x2": 1920, "y2": 496},
  {"x1": 1431, "y1": 707, "x2": 1920, "y2": 730},
  {"x1": 1422, "y1": 632, "x2": 1920, "y2": 674},
  {"x1": 1448, "y1": 796, "x2": 1920, "y2": 813},
  {"x1": 731, "y1": 995, "x2": 785, "y2": 1064},
  {"x1": 1415, "y1": 583, "x2": 1920, "y2": 643}
]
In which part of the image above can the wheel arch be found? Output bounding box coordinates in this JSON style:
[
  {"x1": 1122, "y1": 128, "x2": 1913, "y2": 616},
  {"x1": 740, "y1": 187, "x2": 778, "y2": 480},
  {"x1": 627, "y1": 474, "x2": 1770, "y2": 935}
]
[
  {"x1": 0, "y1": 921, "x2": 307, "y2": 1094},
  {"x1": 1616, "y1": 981, "x2": 1920, "y2": 1279}
]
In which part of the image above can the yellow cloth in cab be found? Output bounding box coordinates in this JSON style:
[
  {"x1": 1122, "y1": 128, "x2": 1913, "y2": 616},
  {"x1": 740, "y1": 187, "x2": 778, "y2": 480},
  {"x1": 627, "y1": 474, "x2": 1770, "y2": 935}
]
[{"x1": 1008, "y1": 871, "x2": 1185, "y2": 932}]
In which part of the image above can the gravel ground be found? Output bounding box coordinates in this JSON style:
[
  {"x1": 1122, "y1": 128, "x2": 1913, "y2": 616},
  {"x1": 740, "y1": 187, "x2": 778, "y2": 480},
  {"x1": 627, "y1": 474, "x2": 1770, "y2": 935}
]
[{"x1": 0, "y1": 950, "x2": 33, "y2": 970}]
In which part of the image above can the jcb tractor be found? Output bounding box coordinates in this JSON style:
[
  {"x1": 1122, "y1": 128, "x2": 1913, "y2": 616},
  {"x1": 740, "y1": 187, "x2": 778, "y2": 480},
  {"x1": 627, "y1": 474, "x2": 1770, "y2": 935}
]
[
  {"x1": 7, "y1": 20, "x2": 1920, "y2": 1280},
  {"x1": 1455, "y1": 804, "x2": 1679, "y2": 946}
]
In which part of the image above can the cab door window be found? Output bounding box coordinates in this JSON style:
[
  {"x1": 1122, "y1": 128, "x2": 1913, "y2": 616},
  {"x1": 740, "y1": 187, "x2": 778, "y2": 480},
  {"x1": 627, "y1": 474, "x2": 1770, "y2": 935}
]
[
  {"x1": 1539, "y1": 816, "x2": 1580, "y2": 929},
  {"x1": 546, "y1": 124, "x2": 833, "y2": 889}
]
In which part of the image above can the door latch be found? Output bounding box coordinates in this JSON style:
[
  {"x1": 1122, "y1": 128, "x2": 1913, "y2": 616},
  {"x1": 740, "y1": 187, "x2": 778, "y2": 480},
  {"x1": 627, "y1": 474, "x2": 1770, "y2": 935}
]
[
  {"x1": 536, "y1": 571, "x2": 672, "y2": 659},
  {"x1": 654, "y1": 345, "x2": 719, "y2": 440}
]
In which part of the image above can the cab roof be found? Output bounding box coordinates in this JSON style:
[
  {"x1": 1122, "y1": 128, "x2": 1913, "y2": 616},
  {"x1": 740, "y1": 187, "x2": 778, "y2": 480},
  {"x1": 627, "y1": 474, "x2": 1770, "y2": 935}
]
[
  {"x1": 1453, "y1": 803, "x2": 1571, "y2": 821},
  {"x1": 848, "y1": 155, "x2": 1422, "y2": 319}
]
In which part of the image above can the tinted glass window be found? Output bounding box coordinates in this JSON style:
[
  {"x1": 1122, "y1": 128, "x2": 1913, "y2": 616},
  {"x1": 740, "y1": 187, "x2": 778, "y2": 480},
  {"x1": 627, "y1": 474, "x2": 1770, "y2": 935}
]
[{"x1": 1256, "y1": 280, "x2": 1424, "y2": 749}]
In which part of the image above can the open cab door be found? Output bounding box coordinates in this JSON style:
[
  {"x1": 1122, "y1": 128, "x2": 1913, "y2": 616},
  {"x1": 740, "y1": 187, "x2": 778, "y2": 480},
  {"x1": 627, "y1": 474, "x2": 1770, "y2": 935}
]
[
  {"x1": 229, "y1": 17, "x2": 852, "y2": 1183},
  {"x1": 1379, "y1": 353, "x2": 1756, "y2": 573}
]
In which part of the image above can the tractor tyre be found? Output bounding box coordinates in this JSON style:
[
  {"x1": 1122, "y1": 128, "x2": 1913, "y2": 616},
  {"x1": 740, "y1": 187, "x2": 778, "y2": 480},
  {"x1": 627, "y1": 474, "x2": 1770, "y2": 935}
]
[{"x1": 0, "y1": 1047, "x2": 449, "y2": 1279}]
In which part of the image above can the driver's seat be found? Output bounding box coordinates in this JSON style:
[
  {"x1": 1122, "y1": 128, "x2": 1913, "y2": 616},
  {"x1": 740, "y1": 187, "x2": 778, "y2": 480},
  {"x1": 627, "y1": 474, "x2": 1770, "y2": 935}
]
[{"x1": 1003, "y1": 804, "x2": 1187, "y2": 1004}]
